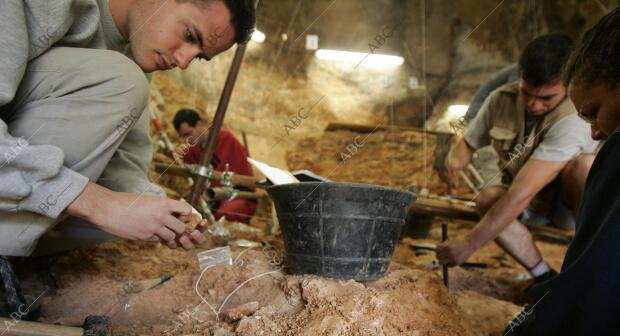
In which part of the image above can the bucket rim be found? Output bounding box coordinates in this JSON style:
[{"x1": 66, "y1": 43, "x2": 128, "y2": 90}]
[{"x1": 266, "y1": 181, "x2": 416, "y2": 197}]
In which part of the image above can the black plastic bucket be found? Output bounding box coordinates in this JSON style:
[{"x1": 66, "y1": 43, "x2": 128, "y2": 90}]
[{"x1": 267, "y1": 182, "x2": 416, "y2": 280}]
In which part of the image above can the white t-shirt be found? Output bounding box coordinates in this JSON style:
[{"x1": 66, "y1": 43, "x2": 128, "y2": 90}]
[{"x1": 465, "y1": 100, "x2": 598, "y2": 162}]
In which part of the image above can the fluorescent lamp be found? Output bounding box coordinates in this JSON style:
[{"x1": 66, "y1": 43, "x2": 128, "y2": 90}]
[
  {"x1": 251, "y1": 30, "x2": 265, "y2": 43},
  {"x1": 315, "y1": 49, "x2": 404, "y2": 68},
  {"x1": 447, "y1": 105, "x2": 469, "y2": 119}
]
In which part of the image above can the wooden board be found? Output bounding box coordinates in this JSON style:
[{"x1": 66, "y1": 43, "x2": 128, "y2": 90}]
[
  {"x1": 409, "y1": 198, "x2": 575, "y2": 239},
  {"x1": 411, "y1": 197, "x2": 479, "y2": 221},
  {"x1": 324, "y1": 122, "x2": 449, "y2": 136},
  {"x1": 529, "y1": 225, "x2": 575, "y2": 239}
]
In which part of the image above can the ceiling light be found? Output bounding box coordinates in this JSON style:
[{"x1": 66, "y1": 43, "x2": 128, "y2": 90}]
[
  {"x1": 251, "y1": 30, "x2": 265, "y2": 43},
  {"x1": 315, "y1": 49, "x2": 404, "y2": 68}
]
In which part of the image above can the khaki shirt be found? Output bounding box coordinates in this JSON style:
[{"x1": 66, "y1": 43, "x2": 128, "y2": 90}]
[{"x1": 465, "y1": 82, "x2": 598, "y2": 182}]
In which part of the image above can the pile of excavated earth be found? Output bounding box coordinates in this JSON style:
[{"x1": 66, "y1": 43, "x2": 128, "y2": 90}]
[{"x1": 16, "y1": 214, "x2": 566, "y2": 336}]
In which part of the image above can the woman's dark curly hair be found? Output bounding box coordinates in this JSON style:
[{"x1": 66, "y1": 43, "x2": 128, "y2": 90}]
[{"x1": 564, "y1": 7, "x2": 620, "y2": 87}]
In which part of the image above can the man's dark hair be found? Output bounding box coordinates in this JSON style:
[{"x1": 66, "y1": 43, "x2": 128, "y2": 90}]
[
  {"x1": 187, "y1": 0, "x2": 256, "y2": 44},
  {"x1": 174, "y1": 108, "x2": 202, "y2": 131},
  {"x1": 564, "y1": 7, "x2": 620, "y2": 88},
  {"x1": 519, "y1": 33, "x2": 574, "y2": 87},
  {"x1": 223, "y1": 0, "x2": 256, "y2": 44}
]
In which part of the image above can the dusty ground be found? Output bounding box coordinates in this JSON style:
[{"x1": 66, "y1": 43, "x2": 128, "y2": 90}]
[{"x1": 12, "y1": 213, "x2": 567, "y2": 336}]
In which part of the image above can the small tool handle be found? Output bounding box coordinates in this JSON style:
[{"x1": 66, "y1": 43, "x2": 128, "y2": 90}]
[
  {"x1": 441, "y1": 223, "x2": 449, "y2": 289},
  {"x1": 0, "y1": 317, "x2": 84, "y2": 336}
]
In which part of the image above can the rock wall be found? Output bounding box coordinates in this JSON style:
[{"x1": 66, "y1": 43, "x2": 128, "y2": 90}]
[{"x1": 151, "y1": 0, "x2": 616, "y2": 169}]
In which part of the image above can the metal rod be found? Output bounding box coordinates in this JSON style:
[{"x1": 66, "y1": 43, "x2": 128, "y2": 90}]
[
  {"x1": 441, "y1": 223, "x2": 449, "y2": 289},
  {"x1": 154, "y1": 163, "x2": 260, "y2": 189},
  {"x1": 189, "y1": 43, "x2": 249, "y2": 207},
  {"x1": 242, "y1": 131, "x2": 250, "y2": 157},
  {"x1": 206, "y1": 187, "x2": 259, "y2": 202}
]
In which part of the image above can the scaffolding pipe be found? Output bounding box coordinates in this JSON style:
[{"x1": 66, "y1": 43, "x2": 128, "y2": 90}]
[
  {"x1": 206, "y1": 188, "x2": 259, "y2": 202},
  {"x1": 189, "y1": 43, "x2": 249, "y2": 207}
]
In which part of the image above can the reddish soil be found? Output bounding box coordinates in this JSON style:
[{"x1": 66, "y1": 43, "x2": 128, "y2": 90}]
[{"x1": 11, "y1": 213, "x2": 568, "y2": 335}]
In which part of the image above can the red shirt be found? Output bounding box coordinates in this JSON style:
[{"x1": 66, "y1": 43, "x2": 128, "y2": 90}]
[{"x1": 183, "y1": 128, "x2": 254, "y2": 185}]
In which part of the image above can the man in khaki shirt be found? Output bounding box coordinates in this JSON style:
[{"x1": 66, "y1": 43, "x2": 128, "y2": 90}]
[{"x1": 437, "y1": 34, "x2": 598, "y2": 283}]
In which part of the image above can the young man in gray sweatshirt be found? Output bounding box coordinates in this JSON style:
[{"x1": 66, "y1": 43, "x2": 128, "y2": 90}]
[{"x1": 0, "y1": 0, "x2": 255, "y2": 317}]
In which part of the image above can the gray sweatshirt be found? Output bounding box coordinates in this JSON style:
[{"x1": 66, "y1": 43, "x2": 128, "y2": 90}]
[{"x1": 0, "y1": 0, "x2": 158, "y2": 219}]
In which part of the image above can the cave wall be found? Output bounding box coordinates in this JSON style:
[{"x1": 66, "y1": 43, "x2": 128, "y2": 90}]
[{"x1": 153, "y1": 0, "x2": 616, "y2": 169}]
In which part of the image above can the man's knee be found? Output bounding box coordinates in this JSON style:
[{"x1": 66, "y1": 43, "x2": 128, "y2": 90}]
[
  {"x1": 89, "y1": 51, "x2": 149, "y2": 140},
  {"x1": 28, "y1": 47, "x2": 149, "y2": 112},
  {"x1": 7, "y1": 48, "x2": 150, "y2": 176},
  {"x1": 71, "y1": 49, "x2": 149, "y2": 113},
  {"x1": 476, "y1": 187, "x2": 505, "y2": 215},
  {"x1": 99, "y1": 52, "x2": 149, "y2": 110},
  {"x1": 14, "y1": 47, "x2": 149, "y2": 131}
]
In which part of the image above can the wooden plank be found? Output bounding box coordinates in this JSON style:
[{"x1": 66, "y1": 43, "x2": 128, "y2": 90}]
[
  {"x1": 529, "y1": 225, "x2": 575, "y2": 239},
  {"x1": 410, "y1": 197, "x2": 479, "y2": 221},
  {"x1": 324, "y1": 122, "x2": 450, "y2": 136},
  {"x1": 409, "y1": 198, "x2": 575, "y2": 239}
]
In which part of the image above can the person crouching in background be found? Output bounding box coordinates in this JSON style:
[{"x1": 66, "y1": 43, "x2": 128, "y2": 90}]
[{"x1": 173, "y1": 108, "x2": 257, "y2": 223}]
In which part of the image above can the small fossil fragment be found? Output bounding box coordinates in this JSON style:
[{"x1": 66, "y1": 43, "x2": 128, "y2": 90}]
[{"x1": 177, "y1": 200, "x2": 204, "y2": 234}]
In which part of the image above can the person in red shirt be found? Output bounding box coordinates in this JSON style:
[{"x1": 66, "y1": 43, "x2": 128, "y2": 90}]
[{"x1": 173, "y1": 109, "x2": 257, "y2": 223}]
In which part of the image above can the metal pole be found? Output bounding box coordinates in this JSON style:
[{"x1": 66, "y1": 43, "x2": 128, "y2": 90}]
[
  {"x1": 189, "y1": 43, "x2": 249, "y2": 207},
  {"x1": 206, "y1": 188, "x2": 259, "y2": 202},
  {"x1": 441, "y1": 223, "x2": 449, "y2": 289},
  {"x1": 242, "y1": 131, "x2": 250, "y2": 157},
  {"x1": 154, "y1": 163, "x2": 260, "y2": 189}
]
